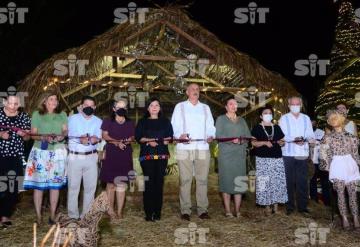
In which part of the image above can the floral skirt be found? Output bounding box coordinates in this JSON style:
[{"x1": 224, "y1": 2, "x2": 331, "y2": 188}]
[
  {"x1": 24, "y1": 147, "x2": 67, "y2": 190},
  {"x1": 255, "y1": 157, "x2": 288, "y2": 206}
]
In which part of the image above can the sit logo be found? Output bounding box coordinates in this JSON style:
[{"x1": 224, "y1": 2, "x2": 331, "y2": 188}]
[
  {"x1": 0, "y1": 86, "x2": 28, "y2": 108},
  {"x1": 294, "y1": 54, "x2": 329, "y2": 77},
  {"x1": 53, "y1": 54, "x2": 89, "y2": 77},
  {"x1": 294, "y1": 222, "x2": 330, "y2": 245},
  {"x1": 0, "y1": 170, "x2": 24, "y2": 194},
  {"x1": 234, "y1": 2, "x2": 269, "y2": 25},
  {"x1": 174, "y1": 55, "x2": 209, "y2": 77},
  {"x1": 235, "y1": 86, "x2": 271, "y2": 109},
  {"x1": 174, "y1": 222, "x2": 209, "y2": 245},
  {"x1": 114, "y1": 2, "x2": 149, "y2": 24},
  {"x1": 0, "y1": 2, "x2": 28, "y2": 25}
]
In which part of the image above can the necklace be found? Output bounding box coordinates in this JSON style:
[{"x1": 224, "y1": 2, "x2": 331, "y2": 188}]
[
  {"x1": 261, "y1": 122, "x2": 274, "y2": 141},
  {"x1": 226, "y1": 113, "x2": 237, "y2": 122}
]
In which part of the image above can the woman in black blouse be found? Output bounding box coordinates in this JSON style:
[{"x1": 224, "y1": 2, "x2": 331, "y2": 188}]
[
  {"x1": 251, "y1": 105, "x2": 288, "y2": 215},
  {"x1": 0, "y1": 95, "x2": 31, "y2": 228},
  {"x1": 135, "y1": 98, "x2": 173, "y2": 221}
]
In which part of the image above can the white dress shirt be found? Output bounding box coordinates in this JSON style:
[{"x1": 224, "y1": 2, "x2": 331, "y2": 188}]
[
  {"x1": 312, "y1": 128, "x2": 325, "y2": 164},
  {"x1": 279, "y1": 112, "x2": 315, "y2": 157},
  {"x1": 171, "y1": 100, "x2": 216, "y2": 150},
  {"x1": 68, "y1": 113, "x2": 102, "y2": 152}
]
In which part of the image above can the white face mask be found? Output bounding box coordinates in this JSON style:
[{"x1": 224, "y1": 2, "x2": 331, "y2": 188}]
[
  {"x1": 262, "y1": 114, "x2": 273, "y2": 123},
  {"x1": 290, "y1": 105, "x2": 301, "y2": 114}
]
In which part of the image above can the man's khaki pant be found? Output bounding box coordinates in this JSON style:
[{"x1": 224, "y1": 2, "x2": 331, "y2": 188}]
[
  {"x1": 176, "y1": 149, "x2": 210, "y2": 215},
  {"x1": 67, "y1": 153, "x2": 98, "y2": 219}
]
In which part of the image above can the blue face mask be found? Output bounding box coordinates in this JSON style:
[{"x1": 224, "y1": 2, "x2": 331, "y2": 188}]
[{"x1": 262, "y1": 114, "x2": 273, "y2": 123}]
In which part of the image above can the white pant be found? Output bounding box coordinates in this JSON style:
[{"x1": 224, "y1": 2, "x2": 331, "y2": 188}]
[{"x1": 67, "y1": 153, "x2": 98, "y2": 219}]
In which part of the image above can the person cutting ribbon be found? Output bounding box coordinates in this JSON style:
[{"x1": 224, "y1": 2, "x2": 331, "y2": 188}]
[
  {"x1": 67, "y1": 95, "x2": 102, "y2": 220},
  {"x1": 99, "y1": 98, "x2": 135, "y2": 221},
  {"x1": 135, "y1": 97, "x2": 173, "y2": 221},
  {"x1": 23, "y1": 91, "x2": 68, "y2": 225}
]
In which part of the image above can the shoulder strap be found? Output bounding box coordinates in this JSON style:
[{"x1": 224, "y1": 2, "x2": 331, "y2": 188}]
[
  {"x1": 180, "y1": 103, "x2": 186, "y2": 134},
  {"x1": 285, "y1": 115, "x2": 291, "y2": 153},
  {"x1": 203, "y1": 105, "x2": 207, "y2": 139}
]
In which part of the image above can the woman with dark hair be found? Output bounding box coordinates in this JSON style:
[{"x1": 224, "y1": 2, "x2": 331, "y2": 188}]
[
  {"x1": 0, "y1": 95, "x2": 31, "y2": 228},
  {"x1": 100, "y1": 98, "x2": 135, "y2": 220},
  {"x1": 251, "y1": 105, "x2": 287, "y2": 215},
  {"x1": 135, "y1": 97, "x2": 173, "y2": 221},
  {"x1": 215, "y1": 96, "x2": 251, "y2": 218},
  {"x1": 23, "y1": 91, "x2": 68, "y2": 224}
]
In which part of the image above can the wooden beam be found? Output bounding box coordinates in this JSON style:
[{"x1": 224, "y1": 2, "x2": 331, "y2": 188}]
[
  {"x1": 62, "y1": 69, "x2": 115, "y2": 98},
  {"x1": 55, "y1": 84, "x2": 71, "y2": 111},
  {"x1": 62, "y1": 83, "x2": 93, "y2": 98},
  {"x1": 106, "y1": 53, "x2": 215, "y2": 63},
  {"x1": 163, "y1": 21, "x2": 216, "y2": 57},
  {"x1": 240, "y1": 96, "x2": 274, "y2": 117},
  {"x1": 109, "y1": 72, "x2": 214, "y2": 83},
  {"x1": 125, "y1": 20, "x2": 162, "y2": 43},
  {"x1": 70, "y1": 88, "x2": 107, "y2": 108},
  {"x1": 201, "y1": 93, "x2": 223, "y2": 108}
]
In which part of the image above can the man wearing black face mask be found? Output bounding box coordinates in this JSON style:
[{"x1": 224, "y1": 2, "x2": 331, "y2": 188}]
[{"x1": 67, "y1": 96, "x2": 102, "y2": 219}]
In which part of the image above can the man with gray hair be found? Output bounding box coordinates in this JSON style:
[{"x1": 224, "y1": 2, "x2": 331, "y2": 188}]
[
  {"x1": 171, "y1": 83, "x2": 216, "y2": 221},
  {"x1": 279, "y1": 96, "x2": 315, "y2": 216}
]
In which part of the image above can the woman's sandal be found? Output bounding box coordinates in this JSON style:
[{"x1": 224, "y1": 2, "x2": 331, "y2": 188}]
[{"x1": 225, "y1": 213, "x2": 234, "y2": 218}]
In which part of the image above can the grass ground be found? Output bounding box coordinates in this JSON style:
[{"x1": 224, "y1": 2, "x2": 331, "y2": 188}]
[{"x1": 1, "y1": 174, "x2": 360, "y2": 247}]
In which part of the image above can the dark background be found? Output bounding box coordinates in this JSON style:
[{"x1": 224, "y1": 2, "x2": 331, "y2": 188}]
[{"x1": 0, "y1": 0, "x2": 358, "y2": 117}]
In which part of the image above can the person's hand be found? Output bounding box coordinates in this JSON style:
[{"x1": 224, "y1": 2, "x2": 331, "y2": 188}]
[
  {"x1": 277, "y1": 139, "x2": 285, "y2": 147},
  {"x1": 179, "y1": 134, "x2": 190, "y2": 144},
  {"x1": 55, "y1": 135, "x2": 65, "y2": 142},
  {"x1": 294, "y1": 137, "x2": 304, "y2": 146},
  {"x1": 45, "y1": 135, "x2": 55, "y2": 143},
  {"x1": 117, "y1": 142, "x2": 127, "y2": 150},
  {"x1": 16, "y1": 129, "x2": 28, "y2": 137},
  {"x1": 148, "y1": 141, "x2": 158, "y2": 147},
  {"x1": 264, "y1": 141, "x2": 273, "y2": 148},
  {"x1": 80, "y1": 135, "x2": 90, "y2": 145},
  {"x1": 232, "y1": 138, "x2": 240, "y2": 144},
  {"x1": 0, "y1": 131, "x2": 10, "y2": 140},
  {"x1": 90, "y1": 136, "x2": 99, "y2": 145},
  {"x1": 308, "y1": 138, "x2": 316, "y2": 147},
  {"x1": 206, "y1": 136, "x2": 213, "y2": 143}
]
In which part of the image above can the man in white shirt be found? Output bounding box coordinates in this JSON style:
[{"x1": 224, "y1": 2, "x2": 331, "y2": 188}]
[
  {"x1": 279, "y1": 96, "x2": 315, "y2": 215},
  {"x1": 67, "y1": 96, "x2": 102, "y2": 219},
  {"x1": 309, "y1": 119, "x2": 330, "y2": 206},
  {"x1": 171, "y1": 83, "x2": 216, "y2": 220}
]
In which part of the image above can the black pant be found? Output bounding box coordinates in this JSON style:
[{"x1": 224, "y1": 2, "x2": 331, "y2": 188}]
[
  {"x1": 309, "y1": 163, "x2": 330, "y2": 206},
  {"x1": 140, "y1": 159, "x2": 167, "y2": 217},
  {"x1": 0, "y1": 156, "x2": 23, "y2": 218},
  {"x1": 283, "y1": 156, "x2": 308, "y2": 211}
]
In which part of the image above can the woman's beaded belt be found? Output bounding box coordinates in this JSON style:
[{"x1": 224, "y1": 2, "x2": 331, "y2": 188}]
[{"x1": 139, "y1": 154, "x2": 170, "y2": 162}]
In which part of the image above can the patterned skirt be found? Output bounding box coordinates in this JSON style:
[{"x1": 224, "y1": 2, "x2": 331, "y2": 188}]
[
  {"x1": 24, "y1": 147, "x2": 68, "y2": 190},
  {"x1": 255, "y1": 157, "x2": 288, "y2": 206}
]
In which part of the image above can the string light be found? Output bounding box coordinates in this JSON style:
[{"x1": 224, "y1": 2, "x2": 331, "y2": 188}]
[{"x1": 315, "y1": 0, "x2": 360, "y2": 126}]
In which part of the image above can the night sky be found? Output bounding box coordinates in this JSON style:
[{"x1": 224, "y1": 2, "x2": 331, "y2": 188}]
[{"x1": 0, "y1": 0, "x2": 357, "y2": 117}]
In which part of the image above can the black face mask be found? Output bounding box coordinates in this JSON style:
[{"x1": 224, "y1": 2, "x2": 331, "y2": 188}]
[
  {"x1": 83, "y1": 106, "x2": 94, "y2": 116},
  {"x1": 115, "y1": 108, "x2": 127, "y2": 117}
]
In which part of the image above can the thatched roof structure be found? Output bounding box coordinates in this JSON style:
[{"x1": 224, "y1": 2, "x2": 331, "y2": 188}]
[{"x1": 19, "y1": 6, "x2": 298, "y2": 126}]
